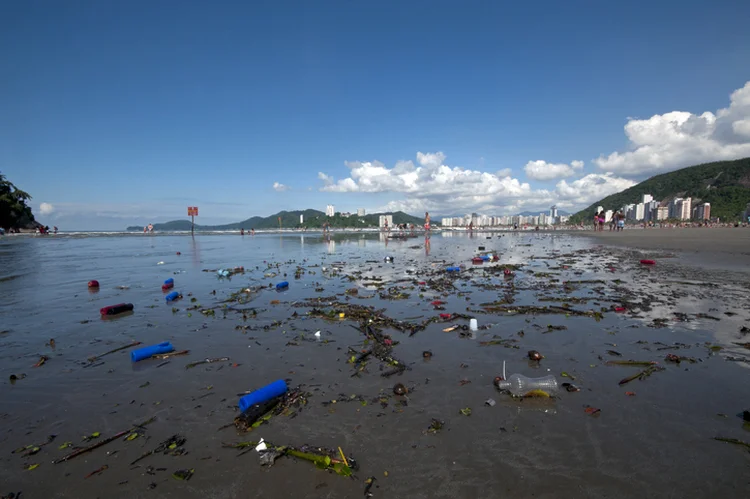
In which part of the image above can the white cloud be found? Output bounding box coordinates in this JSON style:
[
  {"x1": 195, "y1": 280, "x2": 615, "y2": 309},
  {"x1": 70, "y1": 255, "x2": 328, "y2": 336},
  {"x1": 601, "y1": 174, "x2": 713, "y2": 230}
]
[
  {"x1": 594, "y1": 81, "x2": 750, "y2": 175},
  {"x1": 273, "y1": 182, "x2": 289, "y2": 192},
  {"x1": 39, "y1": 202, "x2": 55, "y2": 215},
  {"x1": 416, "y1": 151, "x2": 446, "y2": 168},
  {"x1": 555, "y1": 173, "x2": 636, "y2": 203},
  {"x1": 496, "y1": 168, "x2": 513, "y2": 177},
  {"x1": 320, "y1": 151, "x2": 634, "y2": 216},
  {"x1": 524, "y1": 160, "x2": 584, "y2": 180}
]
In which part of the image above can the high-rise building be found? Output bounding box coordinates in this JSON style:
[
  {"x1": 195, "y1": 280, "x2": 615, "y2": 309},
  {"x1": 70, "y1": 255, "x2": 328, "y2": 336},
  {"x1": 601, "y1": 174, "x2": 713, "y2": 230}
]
[
  {"x1": 635, "y1": 203, "x2": 645, "y2": 221},
  {"x1": 605, "y1": 210, "x2": 613, "y2": 222},
  {"x1": 642, "y1": 194, "x2": 653, "y2": 204},
  {"x1": 695, "y1": 203, "x2": 711, "y2": 220},
  {"x1": 596, "y1": 205, "x2": 604, "y2": 214},
  {"x1": 325, "y1": 204, "x2": 335, "y2": 217},
  {"x1": 357, "y1": 208, "x2": 365, "y2": 216},
  {"x1": 656, "y1": 206, "x2": 669, "y2": 220},
  {"x1": 550, "y1": 205, "x2": 558, "y2": 219},
  {"x1": 300, "y1": 214, "x2": 304, "y2": 224},
  {"x1": 679, "y1": 197, "x2": 692, "y2": 220},
  {"x1": 670, "y1": 198, "x2": 683, "y2": 219}
]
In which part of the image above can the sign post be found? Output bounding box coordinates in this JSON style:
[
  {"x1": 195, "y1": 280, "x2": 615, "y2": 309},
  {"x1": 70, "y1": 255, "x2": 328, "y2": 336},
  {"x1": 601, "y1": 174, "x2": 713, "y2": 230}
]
[{"x1": 188, "y1": 206, "x2": 199, "y2": 234}]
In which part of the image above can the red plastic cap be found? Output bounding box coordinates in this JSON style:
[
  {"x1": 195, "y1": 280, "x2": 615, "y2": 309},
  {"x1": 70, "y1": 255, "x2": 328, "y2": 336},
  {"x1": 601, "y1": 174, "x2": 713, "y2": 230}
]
[{"x1": 88, "y1": 280, "x2": 100, "y2": 288}]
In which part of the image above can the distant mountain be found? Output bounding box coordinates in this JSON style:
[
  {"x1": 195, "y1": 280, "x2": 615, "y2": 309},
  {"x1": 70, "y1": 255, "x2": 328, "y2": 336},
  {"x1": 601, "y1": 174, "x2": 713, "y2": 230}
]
[
  {"x1": 126, "y1": 210, "x2": 428, "y2": 231},
  {"x1": 569, "y1": 157, "x2": 750, "y2": 223}
]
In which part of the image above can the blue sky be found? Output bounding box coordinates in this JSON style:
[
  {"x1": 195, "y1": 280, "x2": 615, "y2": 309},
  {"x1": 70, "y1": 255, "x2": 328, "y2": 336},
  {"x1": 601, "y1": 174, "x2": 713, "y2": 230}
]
[{"x1": 2, "y1": 0, "x2": 750, "y2": 229}]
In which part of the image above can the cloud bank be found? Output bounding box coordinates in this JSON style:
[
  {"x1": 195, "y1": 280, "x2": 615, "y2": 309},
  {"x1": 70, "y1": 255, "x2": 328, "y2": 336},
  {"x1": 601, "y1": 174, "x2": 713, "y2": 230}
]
[
  {"x1": 319, "y1": 152, "x2": 634, "y2": 215},
  {"x1": 594, "y1": 81, "x2": 750, "y2": 175},
  {"x1": 273, "y1": 182, "x2": 289, "y2": 192}
]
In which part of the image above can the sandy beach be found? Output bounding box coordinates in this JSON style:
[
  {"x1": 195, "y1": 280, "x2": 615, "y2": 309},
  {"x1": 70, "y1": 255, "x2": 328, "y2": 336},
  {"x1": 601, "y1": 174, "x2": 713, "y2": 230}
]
[{"x1": 582, "y1": 227, "x2": 750, "y2": 270}]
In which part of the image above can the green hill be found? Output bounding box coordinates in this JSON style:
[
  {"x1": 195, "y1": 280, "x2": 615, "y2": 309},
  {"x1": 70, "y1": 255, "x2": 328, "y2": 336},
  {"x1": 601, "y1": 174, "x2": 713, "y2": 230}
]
[
  {"x1": 569, "y1": 157, "x2": 750, "y2": 223},
  {"x1": 126, "y1": 210, "x2": 429, "y2": 231}
]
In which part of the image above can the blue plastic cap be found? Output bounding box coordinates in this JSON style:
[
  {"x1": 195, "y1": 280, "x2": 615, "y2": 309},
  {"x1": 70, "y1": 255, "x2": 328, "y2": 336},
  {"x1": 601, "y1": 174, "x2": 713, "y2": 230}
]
[{"x1": 164, "y1": 278, "x2": 174, "y2": 285}]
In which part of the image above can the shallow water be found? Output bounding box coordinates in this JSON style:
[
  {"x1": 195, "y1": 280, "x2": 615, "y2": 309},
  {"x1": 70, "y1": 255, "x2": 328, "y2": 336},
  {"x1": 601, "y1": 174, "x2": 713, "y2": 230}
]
[{"x1": 1, "y1": 231, "x2": 749, "y2": 498}]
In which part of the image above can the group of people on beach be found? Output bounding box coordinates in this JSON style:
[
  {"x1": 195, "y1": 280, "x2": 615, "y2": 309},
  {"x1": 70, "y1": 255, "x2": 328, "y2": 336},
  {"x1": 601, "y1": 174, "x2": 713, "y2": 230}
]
[{"x1": 593, "y1": 210, "x2": 625, "y2": 232}]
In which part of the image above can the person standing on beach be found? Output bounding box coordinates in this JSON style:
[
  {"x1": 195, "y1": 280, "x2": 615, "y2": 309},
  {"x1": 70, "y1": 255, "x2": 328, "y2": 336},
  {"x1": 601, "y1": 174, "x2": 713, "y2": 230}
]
[
  {"x1": 424, "y1": 212, "x2": 431, "y2": 231},
  {"x1": 616, "y1": 211, "x2": 625, "y2": 232}
]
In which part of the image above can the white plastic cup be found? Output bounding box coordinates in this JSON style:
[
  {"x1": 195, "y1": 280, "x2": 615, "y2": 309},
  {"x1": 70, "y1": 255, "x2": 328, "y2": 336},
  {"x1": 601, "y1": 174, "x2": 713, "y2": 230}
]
[{"x1": 469, "y1": 318, "x2": 478, "y2": 331}]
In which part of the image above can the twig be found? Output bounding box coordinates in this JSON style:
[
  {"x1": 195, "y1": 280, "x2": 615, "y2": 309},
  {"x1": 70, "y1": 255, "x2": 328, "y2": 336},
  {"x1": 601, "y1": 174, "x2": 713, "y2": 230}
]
[
  {"x1": 185, "y1": 357, "x2": 230, "y2": 369},
  {"x1": 53, "y1": 430, "x2": 130, "y2": 464},
  {"x1": 53, "y1": 416, "x2": 156, "y2": 464},
  {"x1": 88, "y1": 341, "x2": 142, "y2": 362}
]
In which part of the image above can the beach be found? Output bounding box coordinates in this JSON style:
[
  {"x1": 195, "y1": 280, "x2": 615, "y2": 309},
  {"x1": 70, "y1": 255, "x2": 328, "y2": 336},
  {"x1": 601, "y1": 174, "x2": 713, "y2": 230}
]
[
  {"x1": 582, "y1": 227, "x2": 750, "y2": 270},
  {"x1": 1, "y1": 231, "x2": 749, "y2": 498}
]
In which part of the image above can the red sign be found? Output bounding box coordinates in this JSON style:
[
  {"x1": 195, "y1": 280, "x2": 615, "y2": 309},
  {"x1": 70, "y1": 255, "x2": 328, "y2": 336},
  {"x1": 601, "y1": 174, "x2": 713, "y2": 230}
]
[{"x1": 188, "y1": 206, "x2": 199, "y2": 216}]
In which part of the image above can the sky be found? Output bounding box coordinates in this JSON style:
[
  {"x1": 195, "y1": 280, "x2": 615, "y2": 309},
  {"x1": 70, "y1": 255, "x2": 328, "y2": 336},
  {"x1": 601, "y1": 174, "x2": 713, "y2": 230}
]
[{"x1": 1, "y1": 0, "x2": 750, "y2": 230}]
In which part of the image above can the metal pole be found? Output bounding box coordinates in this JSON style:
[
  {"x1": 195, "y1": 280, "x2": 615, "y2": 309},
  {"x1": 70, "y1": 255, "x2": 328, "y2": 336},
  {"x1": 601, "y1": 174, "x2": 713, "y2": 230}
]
[{"x1": 191, "y1": 215, "x2": 194, "y2": 235}]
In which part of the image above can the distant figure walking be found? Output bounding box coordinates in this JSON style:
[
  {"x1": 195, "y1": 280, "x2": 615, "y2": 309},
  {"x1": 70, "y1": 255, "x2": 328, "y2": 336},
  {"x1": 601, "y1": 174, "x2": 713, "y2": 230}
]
[
  {"x1": 240, "y1": 228, "x2": 244, "y2": 235},
  {"x1": 53, "y1": 226, "x2": 58, "y2": 234},
  {"x1": 424, "y1": 212, "x2": 431, "y2": 231},
  {"x1": 251, "y1": 228, "x2": 255, "y2": 235}
]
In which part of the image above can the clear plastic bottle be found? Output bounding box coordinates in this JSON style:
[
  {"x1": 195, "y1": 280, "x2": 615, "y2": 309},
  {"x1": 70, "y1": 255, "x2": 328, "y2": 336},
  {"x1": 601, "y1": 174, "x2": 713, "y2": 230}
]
[{"x1": 495, "y1": 373, "x2": 559, "y2": 397}]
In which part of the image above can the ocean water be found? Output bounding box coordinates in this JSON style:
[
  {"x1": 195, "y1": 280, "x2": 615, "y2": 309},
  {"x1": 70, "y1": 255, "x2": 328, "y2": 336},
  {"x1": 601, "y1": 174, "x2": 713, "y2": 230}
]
[{"x1": 1, "y1": 231, "x2": 749, "y2": 498}]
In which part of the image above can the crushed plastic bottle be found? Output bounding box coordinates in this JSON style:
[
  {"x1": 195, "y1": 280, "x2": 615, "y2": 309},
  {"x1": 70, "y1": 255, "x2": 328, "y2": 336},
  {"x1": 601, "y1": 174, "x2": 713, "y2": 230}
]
[{"x1": 495, "y1": 373, "x2": 559, "y2": 397}]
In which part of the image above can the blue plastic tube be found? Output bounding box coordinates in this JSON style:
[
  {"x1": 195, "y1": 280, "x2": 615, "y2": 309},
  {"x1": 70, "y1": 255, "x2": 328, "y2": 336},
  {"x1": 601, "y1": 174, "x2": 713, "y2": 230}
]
[
  {"x1": 165, "y1": 291, "x2": 181, "y2": 302},
  {"x1": 164, "y1": 278, "x2": 174, "y2": 285},
  {"x1": 131, "y1": 341, "x2": 175, "y2": 362},
  {"x1": 276, "y1": 281, "x2": 289, "y2": 290},
  {"x1": 238, "y1": 379, "x2": 288, "y2": 413}
]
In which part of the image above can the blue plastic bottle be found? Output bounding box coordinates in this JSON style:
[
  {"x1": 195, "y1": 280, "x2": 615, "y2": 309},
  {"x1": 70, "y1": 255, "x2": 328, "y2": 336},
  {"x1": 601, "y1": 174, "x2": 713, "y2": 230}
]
[
  {"x1": 238, "y1": 379, "x2": 288, "y2": 412},
  {"x1": 131, "y1": 342, "x2": 175, "y2": 362},
  {"x1": 164, "y1": 278, "x2": 174, "y2": 285},
  {"x1": 446, "y1": 266, "x2": 460, "y2": 272},
  {"x1": 276, "y1": 281, "x2": 289, "y2": 290},
  {"x1": 165, "y1": 291, "x2": 181, "y2": 302}
]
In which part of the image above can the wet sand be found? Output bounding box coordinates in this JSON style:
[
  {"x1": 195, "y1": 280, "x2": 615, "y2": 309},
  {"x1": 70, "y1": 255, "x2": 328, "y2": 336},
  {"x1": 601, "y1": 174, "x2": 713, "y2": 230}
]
[
  {"x1": 1, "y1": 232, "x2": 749, "y2": 498},
  {"x1": 582, "y1": 227, "x2": 750, "y2": 270}
]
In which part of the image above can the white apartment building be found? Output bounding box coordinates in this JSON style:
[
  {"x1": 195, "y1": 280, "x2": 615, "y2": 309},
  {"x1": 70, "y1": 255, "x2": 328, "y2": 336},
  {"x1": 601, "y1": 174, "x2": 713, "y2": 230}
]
[
  {"x1": 325, "y1": 204, "x2": 335, "y2": 217},
  {"x1": 357, "y1": 208, "x2": 365, "y2": 216},
  {"x1": 635, "y1": 203, "x2": 645, "y2": 221},
  {"x1": 678, "y1": 197, "x2": 692, "y2": 220}
]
